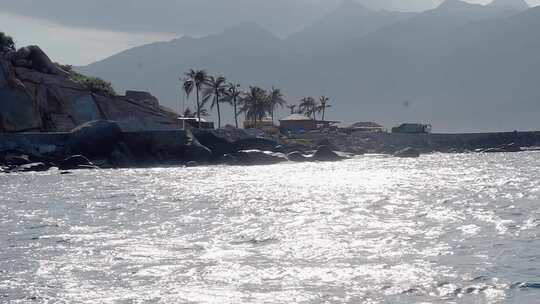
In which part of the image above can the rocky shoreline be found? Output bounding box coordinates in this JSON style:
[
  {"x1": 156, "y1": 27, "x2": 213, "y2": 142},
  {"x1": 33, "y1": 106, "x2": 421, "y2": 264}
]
[
  {"x1": 0, "y1": 120, "x2": 347, "y2": 173},
  {"x1": 3, "y1": 119, "x2": 540, "y2": 173}
]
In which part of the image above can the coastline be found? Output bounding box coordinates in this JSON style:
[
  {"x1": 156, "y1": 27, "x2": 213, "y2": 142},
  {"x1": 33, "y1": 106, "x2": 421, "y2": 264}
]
[{"x1": 2, "y1": 122, "x2": 540, "y2": 173}]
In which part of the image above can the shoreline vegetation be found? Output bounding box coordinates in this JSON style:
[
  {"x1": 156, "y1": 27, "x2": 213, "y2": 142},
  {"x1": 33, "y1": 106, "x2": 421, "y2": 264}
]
[{"x1": 2, "y1": 33, "x2": 540, "y2": 173}]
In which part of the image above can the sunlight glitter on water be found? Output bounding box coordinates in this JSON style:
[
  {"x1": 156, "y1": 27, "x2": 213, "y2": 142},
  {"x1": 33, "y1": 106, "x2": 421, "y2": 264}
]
[{"x1": 1, "y1": 153, "x2": 540, "y2": 303}]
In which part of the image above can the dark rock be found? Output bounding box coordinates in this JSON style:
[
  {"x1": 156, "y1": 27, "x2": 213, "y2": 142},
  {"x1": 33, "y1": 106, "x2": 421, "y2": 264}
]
[
  {"x1": 108, "y1": 143, "x2": 135, "y2": 168},
  {"x1": 316, "y1": 138, "x2": 339, "y2": 151},
  {"x1": 287, "y1": 151, "x2": 310, "y2": 162},
  {"x1": 233, "y1": 137, "x2": 279, "y2": 152},
  {"x1": 16, "y1": 162, "x2": 51, "y2": 172},
  {"x1": 14, "y1": 45, "x2": 69, "y2": 76},
  {"x1": 2, "y1": 153, "x2": 31, "y2": 166},
  {"x1": 313, "y1": 145, "x2": 343, "y2": 161},
  {"x1": 272, "y1": 145, "x2": 286, "y2": 153},
  {"x1": 394, "y1": 147, "x2": 421, "y2": 158},
  {"x1": 185, "y1": 135, "x2": 212, "y2": 162},
  {"x1": 185, "y1": 161, "x2": 199, "y2": 167},
  {"x1": 233, "y1": 150, "x2": 288, "y2": 165},
  {"x1": 192, "y1": 129, "x2": 234, "y2": 159},
  {"x1": 59, "y1": 155, "x2": 97, "y2": 170},
  {"x1": 344, "y1": 146, "x2": 367, "y2": 155},
  {"x1": 217, "y1": 153, "x2": 240, "y2": 165},
  {"x1": 66, "y1": 120, "x2": 122, "y2": 159},
  {"x1": 478, "y1": 143, "x2": 523, "y2": 153}
]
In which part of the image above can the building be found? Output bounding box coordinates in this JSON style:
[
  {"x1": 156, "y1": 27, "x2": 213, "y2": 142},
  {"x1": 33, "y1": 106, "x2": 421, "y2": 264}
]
[
  {"x1": 392, "y1": 123, "x2": 432, "y2": 134},
  {"x1": 279, "y1": 114, "x2": 339, "y2": 133},
  {"x1": 243, "y1": 117, "x2": 274, "y2": 130},
  {"x1": 346, "y1": 122, "x2": 386, "y2": 133},
  {"x1": 177, "y1": 117, "x2": 215, "y2": 129}
]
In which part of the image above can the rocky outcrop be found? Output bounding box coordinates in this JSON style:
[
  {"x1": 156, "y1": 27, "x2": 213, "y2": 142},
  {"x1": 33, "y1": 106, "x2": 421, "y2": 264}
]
[
  {"x1": 287, "y1": 151, "x2": 310, "y2": 162},
  {"x1": 312, "y1": 145, "x2": 343, "y2": 161},
  {"x1": 59, "y1": 155, "x2": 97, "y2": 170},
  {"x1": 65, "y1": 120, "x2": 122, "y2": 158},
  {"x1": 394, "y1": 147, "x2": 421, "y2": 158},
  {"x1": 0, "y1": 46, "x2": 180, "y2": 133},
  {"x1": 230, "y1": 150, "x2": 288, "y2": 165}
]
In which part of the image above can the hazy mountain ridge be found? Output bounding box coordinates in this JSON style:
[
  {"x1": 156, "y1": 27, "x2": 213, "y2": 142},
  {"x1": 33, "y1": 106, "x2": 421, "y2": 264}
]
[{"x1": 78, "y1": 0, "x2": 540, "y2": 132}]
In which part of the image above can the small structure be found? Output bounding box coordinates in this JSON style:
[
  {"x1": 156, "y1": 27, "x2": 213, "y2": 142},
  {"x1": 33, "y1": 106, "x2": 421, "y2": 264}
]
[
  {"x1": 243, "y1": 117, "x2": 274, "y2": 130},
  {"x1": 178, "y1": 117, "x2": 214, "y2": 130},
  {"x1": 346, "y1": 121, "x2": 386, "y2": 133},
  {"x1": 279, "y1": 114, "x2": 339, "y2": 133},
  {"x1": 392, "y1": 123, "x2": 432, "y2": 134}
]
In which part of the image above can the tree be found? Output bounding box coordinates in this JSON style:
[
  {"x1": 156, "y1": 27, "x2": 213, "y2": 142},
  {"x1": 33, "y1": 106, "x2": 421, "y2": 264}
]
[
  {"x1": 183, "y1": 107, "x2": 208, "y2": 118},
  {"x1": 239, "y1": 86, "x2": 268, "y2": 124},
  {"x1": 222, "y1": 82, "x2": 242, "y2": 128},
  {"x1": 318, "y1": 96, "x2": 331, "y2": 121},
  {"x1": 0, "y1": 32, "x2": 15, "y2": 52},
  {"x1": 299, "y1": 97, "x2": 318, "y2": 120},
  {"x1": 182, "y1": 69, "x2": 209, "y2": 128},
  {"x1": 267, "y1": 87, "x2": 287, "y2": 123},
  {"x1": 203, "y1": 75, "x2": 228, "y2": 128},
  {"x1": 287, "y1": 104, "x2": 297, "y2": 114}
]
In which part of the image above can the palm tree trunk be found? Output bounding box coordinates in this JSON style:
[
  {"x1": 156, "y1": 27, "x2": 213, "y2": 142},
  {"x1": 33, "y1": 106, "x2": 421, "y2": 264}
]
[
  {"x1": 196, "y1": 88, "x2": 201, "y2": 128},
  {"x1": 233, "y1": 97, "x2": 238, "y2": 129},
  {"x1": 322, "y1": 107, "x2": 326, "y2": 121},
  {"x1": 216, "y1": 95, "x2": 221, "y2": 129}
]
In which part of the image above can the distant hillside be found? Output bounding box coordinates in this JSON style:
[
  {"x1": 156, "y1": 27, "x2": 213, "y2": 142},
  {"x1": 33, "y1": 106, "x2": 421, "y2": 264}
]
[{"x1": 77, "y1": 0, "x2": 540, "y2": 132}]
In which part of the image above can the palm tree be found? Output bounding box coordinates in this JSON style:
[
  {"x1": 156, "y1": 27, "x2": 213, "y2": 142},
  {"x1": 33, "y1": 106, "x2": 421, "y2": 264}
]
[
  {"x1": 267, "y1": 87, "x2": 287, "y2": 124},
  {"x1": 287, "y1": 104, "x2": 297, "y2": 114},
  {"x1": 182, "y1": 69, "x2": 209, "y2": 128},
  {"x1": 239, "y1": 86, "x2": 268, "y2": 124},
  {"x1": 319, "y1": 96, "x2": 331, "y2": 121},
  {"x1": 203, "y1": 75, "x2": 228, "y2": 128},
  {"x1": 183, "y1": 107, "x2": 209, "y2": 118},
  {"x1": 299, "y1": 97, "x2": 317, "y2": 120},
  {"x1": 222, "y1": 82, "x2": 242, "y2": 128}
]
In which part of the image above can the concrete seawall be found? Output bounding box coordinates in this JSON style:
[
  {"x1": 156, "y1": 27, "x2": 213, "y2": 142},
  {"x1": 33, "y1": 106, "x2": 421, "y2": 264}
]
[
  {"x1": 293, "y1": 130, "x2": 540, "y2": 153},
  {"x1": 363, "y1": 131, "x2": 540, "y2": 151},
  {"x1": 0, "y1": 130, "x2": 190, "y2": 159}
]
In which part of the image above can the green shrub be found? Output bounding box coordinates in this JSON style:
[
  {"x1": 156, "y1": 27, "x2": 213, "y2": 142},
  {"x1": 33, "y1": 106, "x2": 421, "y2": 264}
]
[
  {"x1": 55, "y1": 63, "x2": 117, "y2": 97},
  {"x1": 0, "y1": 32, "x2": 15, "y2": 51}
]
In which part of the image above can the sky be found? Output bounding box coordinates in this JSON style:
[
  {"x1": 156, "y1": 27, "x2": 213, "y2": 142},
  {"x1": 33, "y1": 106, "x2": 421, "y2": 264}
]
[{"x1": 1, "y1": 0, "x2": 539, "y2": 65}]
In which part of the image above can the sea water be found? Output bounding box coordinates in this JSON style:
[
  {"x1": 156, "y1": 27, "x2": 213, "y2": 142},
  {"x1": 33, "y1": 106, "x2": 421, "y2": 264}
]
[{"x1": 1, "y1": 153, "x2": 539, "y2": 303}]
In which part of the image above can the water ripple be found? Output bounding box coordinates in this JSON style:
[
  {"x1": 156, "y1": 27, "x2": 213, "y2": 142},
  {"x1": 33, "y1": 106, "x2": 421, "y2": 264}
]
[{"x1": 1, "y1": 152, "x2": 540, "y2": 303}]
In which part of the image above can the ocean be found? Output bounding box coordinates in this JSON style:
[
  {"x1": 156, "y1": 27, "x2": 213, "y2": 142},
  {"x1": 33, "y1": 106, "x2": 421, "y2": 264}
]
[{"x1": 1, "y1": 153, "x2": 539, "y2": 303}]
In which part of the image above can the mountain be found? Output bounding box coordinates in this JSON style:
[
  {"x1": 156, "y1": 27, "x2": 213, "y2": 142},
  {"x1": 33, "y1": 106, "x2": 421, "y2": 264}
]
[
  {"x1": 77, "y1": 2, "x2": 540, "y2": 132},
  {"x1": 285, "y1": 0, "x2": 415, "y2": 50},
  {"x1": 488, "y1": 0, "x2": 530, "y2": 11}
]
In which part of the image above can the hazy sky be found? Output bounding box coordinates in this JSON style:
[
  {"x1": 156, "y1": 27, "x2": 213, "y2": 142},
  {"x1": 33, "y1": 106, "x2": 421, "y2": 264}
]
[{"x1": 1, "y1": 0, "x2": 538, "y2": 65}]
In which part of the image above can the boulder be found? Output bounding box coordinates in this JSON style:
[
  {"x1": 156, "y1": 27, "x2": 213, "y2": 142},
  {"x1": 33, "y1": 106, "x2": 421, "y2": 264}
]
[
  {"x1": 191, "y1": 129, "x2": 234, "y2": 159},
  {"x1": 59, "y1": 155, "x2": 97, "y2": 170},
  {"x1": 16, "y1": 162, "x2": 51, "y2": 172},
  {"x1": 13, "y1": 46, "x2": 69, "y2": 76},
  {"x1": 216, "y1": 153, "x2": 240, "y2": 165},
  {"x1": 394, "y1": 147, "x2": 421, "y2": 158},
  {"x1": 2, "y1": 153, "x2": 31, "y2": 166},
  {"x1": 184, "y1": 135, "x2": 212, "y2": 162},
  {"x1": 185, "y1": 161, "x2": 199, "y2": 167},
  {"x1": 232, "y1": 150, "x2": 288, "y2": 165},
  {"x1": 287, "y1": 151, "x2": 310, "y2": 162},
  {"x1": 65, "y1": 120, "x2": 122, "y2": 159},
  {"x1": 233, "y1": 137, "x2": 279, "y2": 152},
  {"x1": 478, "y1": 143, "x2": 523, "y2": 153},
  {"x1": 107, "y1": 143, "x2": 135, "y2": 168},
  {"x1": 312, "y1": 145, "x2": 343, "y2": 161}
]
